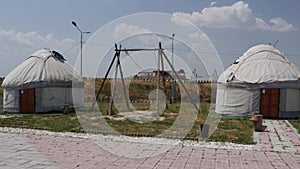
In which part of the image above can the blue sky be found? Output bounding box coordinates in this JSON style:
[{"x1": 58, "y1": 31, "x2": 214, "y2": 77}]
[{"x1": 1, "y1": 0, "x2": 300, "y2": 78}]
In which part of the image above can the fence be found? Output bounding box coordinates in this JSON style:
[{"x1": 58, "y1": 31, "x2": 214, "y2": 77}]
[{"x1": 86, "y1": 77, "x2": 217, "y2": 84}]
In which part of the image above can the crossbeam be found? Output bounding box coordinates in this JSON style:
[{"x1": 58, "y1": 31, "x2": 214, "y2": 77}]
[{"x1": 115, "y1": 48, "x2": 163, "y2": 52}]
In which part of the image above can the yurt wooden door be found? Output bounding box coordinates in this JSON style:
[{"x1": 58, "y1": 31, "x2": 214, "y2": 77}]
[
  {"x1": 20, "y1": 88, "x2": 35, "y2": 113},
  {"x1": 260, "y1": 88, "x2": 279, "y2": 118}
]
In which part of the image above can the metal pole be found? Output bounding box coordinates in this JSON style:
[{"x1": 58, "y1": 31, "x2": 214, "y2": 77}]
[
  {"x1": 171, "y1": 33, "x2": 175, "y2": 104},
  {"x1": 80, "y1": 32, "x2": 83, "y2": 76},
  {"x1": 71, "y1": 21, "x2": 90, "y2": 77}
]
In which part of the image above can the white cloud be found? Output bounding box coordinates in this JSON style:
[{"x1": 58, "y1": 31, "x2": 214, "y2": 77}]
[
  {"x1": 113, "y1": 23, "x2": 151, "y2": 38},
  {"x1": 112, "y1": 23, "x2": 175, "y2": 47},
  {"x1": 171, "y1": 1, "x2": 297, "y2": 32},
  {"x1": 136, "y1": 33, "x2": 164, "y2": 45},
  {"x1": 189, "y1": 32, "x2": 208, "y2": 41},
  {"x1": 0, "y1": 29, "x2": 76, "y2": 50},
  {"x1": 269, "y1": 18, "x2": 297, "y2": 32},
  {"x1": 0, "y1": 29, "x2": 78, "y2": 76},
  {"x1": 210, "y1": 1, "x2": 217, "y2": 6}
]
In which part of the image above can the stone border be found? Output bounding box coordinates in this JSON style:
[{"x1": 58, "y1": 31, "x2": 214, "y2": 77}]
[{"x1": 0, "y1": 127, "x2": 254, "y2": 151}]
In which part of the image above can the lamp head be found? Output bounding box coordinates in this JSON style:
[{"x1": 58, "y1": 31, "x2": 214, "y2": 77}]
[{"x1": 72, "y1": 21, "x2": 77, "y2": 27}]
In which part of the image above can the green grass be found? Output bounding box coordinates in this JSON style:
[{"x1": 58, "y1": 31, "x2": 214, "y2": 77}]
[
  {"x1": 0, "y1": 112, "x2": 82, "y2": 133},
  {"x1": 0, "y1": 79, "x2": 254, "y2": 144},
  {"x1": 209, "y1": 118, "x2": 254, "y2": 144},
  {"x1": 289, "y1": 119, "x2": 300, "y2": 134},
  {"x1": 0, "y1": 103, "x2": 254, "y2": 144},
  {"x1": 104, "y1": 118, "x2": 175, "y2": 136}
]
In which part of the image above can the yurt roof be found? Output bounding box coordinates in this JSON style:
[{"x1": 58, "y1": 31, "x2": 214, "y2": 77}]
[
  {"x1": 2, "y1": 49, "x2": 83, "y2": 88},
  {"x1": 218, "y1": 44, "x2": 300, "y2": 84}
]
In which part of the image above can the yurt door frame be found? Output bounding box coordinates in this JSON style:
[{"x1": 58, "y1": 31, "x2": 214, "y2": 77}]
[
  {"x1": 20, "y1": 88, "x2": 35, "y2": 113},
  {"x1": 260, "y1": 88, "x2": 280, "y2": 118}
]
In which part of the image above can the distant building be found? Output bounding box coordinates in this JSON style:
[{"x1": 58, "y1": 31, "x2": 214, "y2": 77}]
[
  {"x1": 177, "y1": 69, "x2": 186, "y2": 80},
  {"x1": 135, "y1": 69, "x2": 186, "y2": 81}
]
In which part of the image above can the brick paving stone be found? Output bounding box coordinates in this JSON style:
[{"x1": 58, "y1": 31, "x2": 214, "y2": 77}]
[
  {"x1": 294, "y1": 153, "x2": 300, "y2": 158},
  {"x1": 124, "y1": 160, "x2": 145, "y2": 169},
  {"x1": 215, "y1": 160, "x2": 229, "y2": 169},
  {"x1": 169, "y1": 161, "x2": 186, "y2": 168},
  {"x1": 154, "y1": 162, "x2": 172, "y2": 169},
  {"x1": 255, "y1": 120, "x2": 300, "y2": 153},
  {"x1": 243, "y1": 162, "x2": 260, "y2": 169},
  {"x1": 187, "y1": 156, "x2": 201, "y2": 166},
  {"x1": 215, "y1": 153, "x2": 228, "y2": 162},
  {"x1": 0, "y1": 133, "x2": 59, "y2": 169},
  {"x1": 140, "y1": 160, "x2": 158, "y2": 168},
  {"x1": 275, "y1": 166, "x2": 291, "y2": 169},
  {"x1": 271, "y1": 160, "x2": 288, "y2": 168},
  {"x1": 106, "y1": 165, "x2": 125, "y2": 169},
  {"x1": 156, "y1": 159, "x2": 173, "y2": 166},
  {"x1": 280, "y1": 153, "x2": 300, "y2": 169},
  {"x1": 229, "y1": 162, "x2": 244, "y2": 169},
  {"x1": 1, "y1": 120, "x2": 300, "y2": 169},
  {"x1": 203, "y1": 148, "x2": 216, "y2": 160},
  {"x1": 227, "y1": 149, "x2": 241, "y2": 155},
  {"x1": 257, "y1": 162, "x2": 274, "y2": 169},
  {"x1": 184, "y1": 164, "x2": 199, "y2": 169},
  {"x1": 200, "y1": 159, "x2": 215, "y2": 169}
]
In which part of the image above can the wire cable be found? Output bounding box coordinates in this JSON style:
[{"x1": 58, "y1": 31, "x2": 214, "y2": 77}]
[{"x1": 124, "y1": 50, "x2": 144, "y2": 71}]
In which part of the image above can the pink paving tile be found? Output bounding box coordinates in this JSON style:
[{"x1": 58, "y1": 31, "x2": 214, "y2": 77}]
[{"x1": 4, "y1": 128, "x2": 297, "y2": 169}]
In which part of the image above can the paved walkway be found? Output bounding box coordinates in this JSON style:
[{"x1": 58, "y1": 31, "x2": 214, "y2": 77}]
[
  {"x1": 0, "y1": 132, "x2": 57, "y2": 169},
  {"x1": 0, "y1": 120, "x2": 299, "y2": 169},
  {"x1": 254, "y1": 120, "x2": 300, "y2": 153}
]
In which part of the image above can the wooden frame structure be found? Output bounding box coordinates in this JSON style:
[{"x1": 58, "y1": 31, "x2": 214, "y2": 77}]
[{"x1": 91, "y1": 42, "x2": 199, "y2": 115}]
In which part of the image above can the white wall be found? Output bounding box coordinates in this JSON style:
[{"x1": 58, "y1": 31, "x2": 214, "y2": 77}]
[
  {"x1": 39, "y1": 87, "x2": 83, "y2": 112},
  {"x1": 216, "y1": 84, "x2": 254, "y2": 116},
  {"x1": 72, "y1": 88, "x2": 84, "y2": 110},
  {"x1": 286, "y1": 89, "x2": 300, "y2": 111},
  {"x1": 3, "y1": 88, "x2": 19, "y2": 112}
]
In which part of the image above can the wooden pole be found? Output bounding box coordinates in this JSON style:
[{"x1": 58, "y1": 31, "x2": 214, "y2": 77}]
[
  {"x1": 116, "y1": 45, "x2": 131, "y2": 111},
  {"x1": 109, "y1": 55, "x2": 119, "y2": 116},
  {"x1": 161, "y1": 51, "x2": 199, "y2": 112},
  {"x1": 160, "y1": 45, "x2": 168, "y2": 110},
  {"x1": 160, "y1": 49, "x2": 166, "y2": 93},
  {"x1": 91, "y1": 44, "x2": 118, "y2": 110},
  {"x1": 156, "y1": 43, "x2": 162, "y2": 115},
  {"x1": 92, "y1": 44, "x2": 167, "y2": 112}
]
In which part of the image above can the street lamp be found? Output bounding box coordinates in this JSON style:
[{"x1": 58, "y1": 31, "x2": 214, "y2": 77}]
[
  {"x1": 170, "y1": 33, "x2": 175, "y2": 104},
  {"x1": 72, "y1": 21, "x2": 91, "y2": 77}
]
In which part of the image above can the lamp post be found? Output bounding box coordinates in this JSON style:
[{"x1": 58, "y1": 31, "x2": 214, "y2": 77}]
[
  {"x1": 170, "y1": 33, "x2": 175, "y2": 104},
  {"x1": 72, "y1": 21, "x2": 91, "y2": 77}
]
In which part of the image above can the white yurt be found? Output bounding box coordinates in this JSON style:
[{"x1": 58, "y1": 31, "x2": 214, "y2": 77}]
[
  {"x1": 2, "y1": 49, "x2": 84, "y2": 113},
  {"x1": 216, "y1": 44, "x2": 300, "y2": 118}
]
